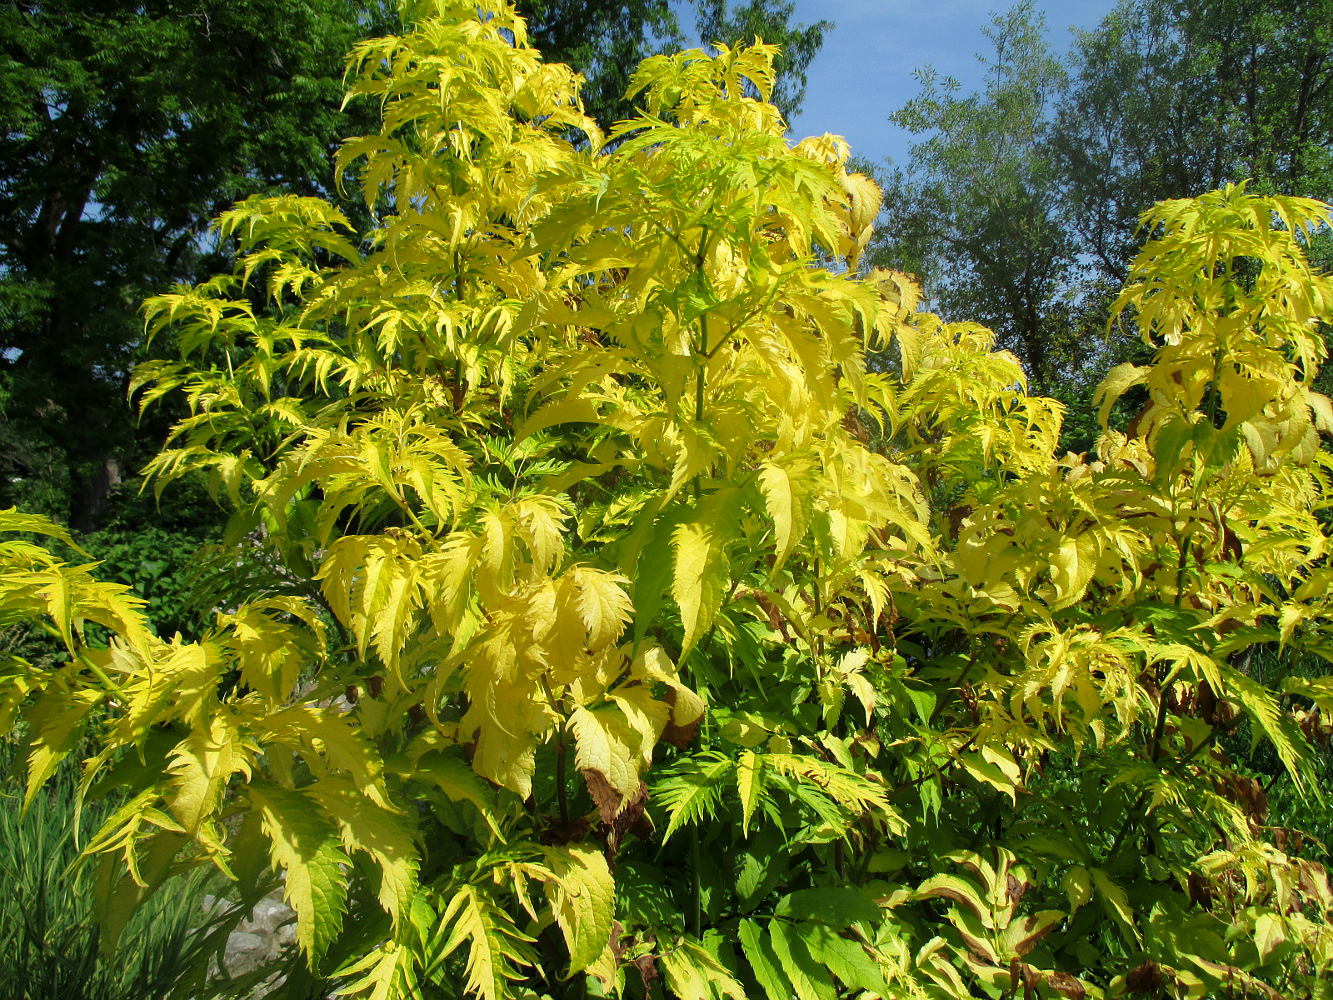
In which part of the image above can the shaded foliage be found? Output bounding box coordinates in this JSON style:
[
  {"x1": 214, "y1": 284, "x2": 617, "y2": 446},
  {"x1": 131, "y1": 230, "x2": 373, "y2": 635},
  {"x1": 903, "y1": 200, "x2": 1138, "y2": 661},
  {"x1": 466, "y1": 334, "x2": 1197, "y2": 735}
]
[{"x1": 0, "y1": 0, "x2": 396, "y2": 529}]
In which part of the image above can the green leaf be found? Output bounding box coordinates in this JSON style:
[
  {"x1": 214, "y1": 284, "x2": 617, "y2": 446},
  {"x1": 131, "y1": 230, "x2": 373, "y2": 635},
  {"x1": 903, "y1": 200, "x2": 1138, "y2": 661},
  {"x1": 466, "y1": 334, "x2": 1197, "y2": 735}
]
[
  {"x1": 1224, "y1": 665, "x2": 1312, "y2": 792},
  {"x1": 768, "y1": 919, "x2": 836, "y2": 1000},
  {"x1": 736, "y1": 826, "x2": 789, "y2": 910},
  {"x1": 738, "y1": 919, "x2": 791, "y2": 1000},
  {"x1": 658, "y1": 753, "x2": 733, "y2": 841},
  {"x1": 630, "y1": 502, "x2": 679, "y2": 643},
  {"x1": 774, "y1": 887, "x2": 880, "y2": 928},
  {"x1": 1063, "y1": 866, "x2": 1092, "y2": 913},
  {"x1": 1090, "y1": 868, "x2": 1139, "y2": 943},
  {"x1": 796, "y1": 922, "x2": 892, "y2": 995},
  {"x1": 406, "y1": 749, "x2": 503, "y2": 836},
  {"x1": 93, "y1": 831, "x2": 189, "y2": 956}
]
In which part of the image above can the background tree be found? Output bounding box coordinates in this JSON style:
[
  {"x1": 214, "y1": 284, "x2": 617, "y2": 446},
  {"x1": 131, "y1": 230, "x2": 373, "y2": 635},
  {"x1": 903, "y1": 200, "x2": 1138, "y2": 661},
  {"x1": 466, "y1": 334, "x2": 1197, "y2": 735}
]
[
  {"x1": 1054, "y1": 0, "x2": 1333, "y2": 289},
  {"x1": 871, "y1": 0, "x2": 1333, "y2": 440},
  {"x1": 868, "y1": 4, "x2": 1082, "y2": 393},
  {"x1": 0, "y1": 0, "x2": 399, "y2": 529}
]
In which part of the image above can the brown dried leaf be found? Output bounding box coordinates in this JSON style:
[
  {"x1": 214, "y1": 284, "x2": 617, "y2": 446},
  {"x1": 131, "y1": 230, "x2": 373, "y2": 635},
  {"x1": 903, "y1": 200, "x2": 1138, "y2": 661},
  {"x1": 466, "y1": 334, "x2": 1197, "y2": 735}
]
[{"x1": 582, "y1": 767, "x2": 623, "y2": 825}]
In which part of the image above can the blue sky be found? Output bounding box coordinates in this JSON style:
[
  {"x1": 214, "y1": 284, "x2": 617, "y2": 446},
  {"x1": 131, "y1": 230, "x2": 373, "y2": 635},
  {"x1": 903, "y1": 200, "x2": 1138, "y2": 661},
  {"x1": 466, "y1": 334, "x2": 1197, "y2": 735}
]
[{"x1": 773, "y1": 0, "x2": 1122, "y2": 168}]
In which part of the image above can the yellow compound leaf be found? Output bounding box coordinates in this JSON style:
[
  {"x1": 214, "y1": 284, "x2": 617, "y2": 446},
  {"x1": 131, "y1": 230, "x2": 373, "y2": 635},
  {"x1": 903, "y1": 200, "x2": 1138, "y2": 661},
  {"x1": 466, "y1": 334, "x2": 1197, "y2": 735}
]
[
  {"x1": 167, "y1": 715, "x2": 253, "y2": 833},
  {"x1": 632, "y1": 644, "x2": 706, "y2": 745},
  {"x1": 571, "y1": 566, "x2": 633, "y2": 651},
  {"x1": 609, "y1": 682, "x2": 671, "y2": 759}
]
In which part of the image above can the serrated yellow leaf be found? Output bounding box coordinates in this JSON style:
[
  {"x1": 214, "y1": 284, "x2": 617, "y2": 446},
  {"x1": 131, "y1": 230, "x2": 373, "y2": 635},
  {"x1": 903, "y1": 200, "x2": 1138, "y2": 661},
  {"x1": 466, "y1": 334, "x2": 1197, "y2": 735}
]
[
  {"x1": 439, "y1": 885, "x2": 538, "y2": 1000},
  {"x1": 569, "y1": 705, "x2": 640, "y2": 799},
  {"x1": 261, "y1": 705, "x2": 389, "y2": 807},
  {"x1": 464, "y1": 696, "x2": 546, "y2": 799},
  {"x1": 571, "y1": 566, "x2": 633, "y2": 651},
  {"x1": 480, "y1": 508, "x2": 514, "y2": 596},
  {"x1": 332, "y1": 942, "x2": 415, "y2": 1000},
  {"x1": 609, "y1": 682, "x2": 671, "y2": 758},
  {"x1": 541, "y1": 844, "x2": 615, "y2": 973},
  {"x1": 672, "y1": 520, "x2": 729, "y2": 656},
  {"x1": 249, "y1": 783, "x2": 349, "y2": 961},
  {"x1": 1050, "y1": 533, "x2": 1100, "y2": 610},
  {"x1": 660, "y1": 939, "x2": 746, "y2": 1000},
  {"x1": 167, "y1": 716, "x2": 253, "y2": 833},
  {"x1": 736, "y1": 749, "x2": 763, "y2": 836},
  {"x1": 306, "y1": 777, "x2": 419, "y2": 925},
  {"x1": 758, "y1": 460, "x2": 805, "y2": 568},
  {"x1": 1093, "y1": 363, "x2": 1147, "y2": 428},
  {"x1": 370, "y1": 560, "x2": 423, "y2": 679},
  {"x1": 422, "y1": 531, "x2": 483, "y2": 639},
  {"x1": 25, "y1": 685, "x2": 100, "y2": 808},
  {"x1": 516, "y1": 496, "x2": 567, "y2": 573},
  {"x1": 1254, "y1": 912, "x2": 1286, "y2": 963},
  {"x1": 633, "y1": 644, "x2": 706, "y2": 726}
]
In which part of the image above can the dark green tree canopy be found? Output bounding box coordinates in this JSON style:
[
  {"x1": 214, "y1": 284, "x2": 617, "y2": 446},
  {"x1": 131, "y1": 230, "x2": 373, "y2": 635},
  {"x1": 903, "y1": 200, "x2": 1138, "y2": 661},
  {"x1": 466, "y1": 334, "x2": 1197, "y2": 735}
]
[
  {"x1": 1055, "y1": 0, "x2": 1333, "y2": 285},
  {"x1": 0, "y1": 0, "x2": 395, "y2": 527}
]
